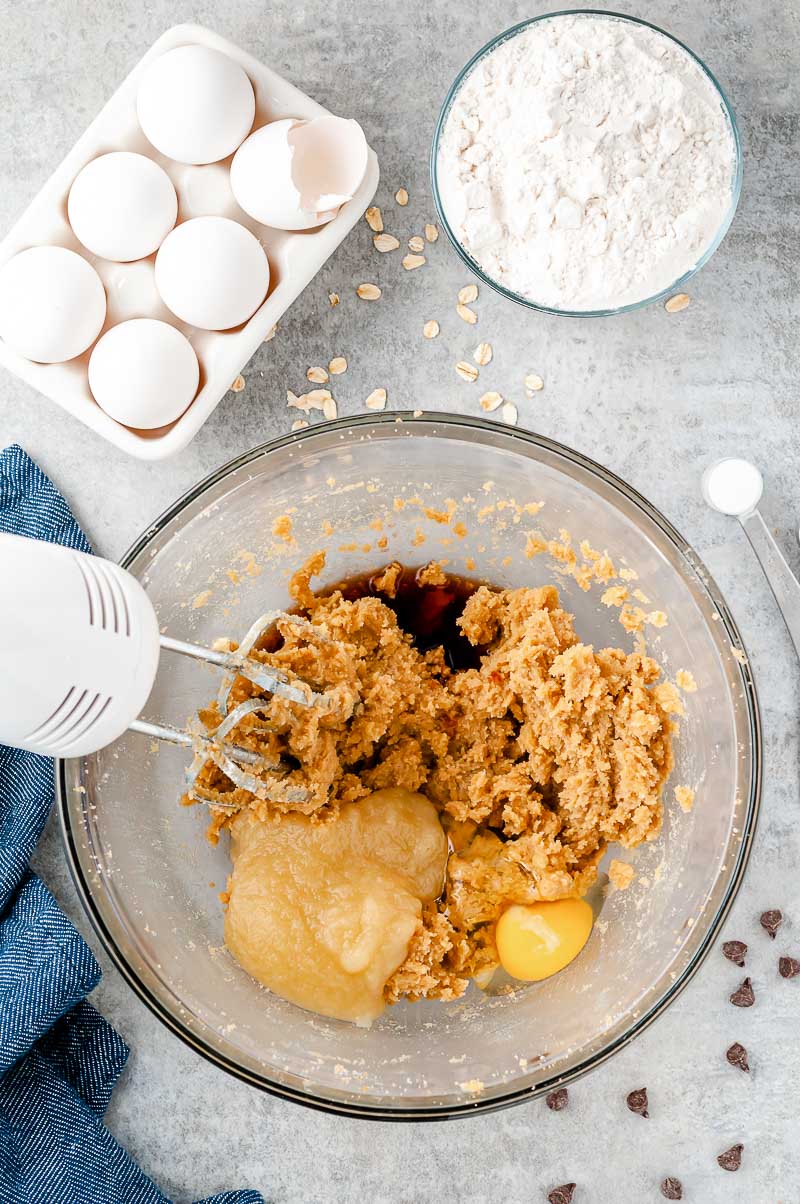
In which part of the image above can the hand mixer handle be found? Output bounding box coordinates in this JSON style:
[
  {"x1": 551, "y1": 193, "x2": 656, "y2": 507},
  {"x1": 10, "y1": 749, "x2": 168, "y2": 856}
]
[{"x1": 0, "y1": 532, "x2": 161, "y2": 757}]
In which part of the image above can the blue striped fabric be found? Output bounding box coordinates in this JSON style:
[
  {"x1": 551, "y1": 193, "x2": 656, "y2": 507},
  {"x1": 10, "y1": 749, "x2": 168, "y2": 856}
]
[{"x1": 0, "y1": 446, "x2": 263, "y2": 1204}]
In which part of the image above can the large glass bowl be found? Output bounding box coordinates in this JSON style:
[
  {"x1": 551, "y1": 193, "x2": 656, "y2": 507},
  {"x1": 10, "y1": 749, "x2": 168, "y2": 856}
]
[
  {"x1": 58, "y1": 414, "x2": 759, "y2": 1118},
  {"x1": 430, "y1": 9, "x2": 743, "y2": 317}
]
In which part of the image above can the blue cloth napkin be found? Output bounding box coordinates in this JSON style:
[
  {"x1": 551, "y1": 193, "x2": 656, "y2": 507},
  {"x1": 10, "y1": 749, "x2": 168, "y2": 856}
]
[{"x1": 0, "y1": 445, "x2": 263, "y2": 1204}]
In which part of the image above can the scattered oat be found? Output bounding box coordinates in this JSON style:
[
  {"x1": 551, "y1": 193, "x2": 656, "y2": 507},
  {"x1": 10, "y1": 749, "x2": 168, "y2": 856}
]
[
  {"x1": 288, "y1": 388, "x2": 332, "y2": 413},
  {"x1": 455, "y1": 361, "x2": 479, "y2": 383},
  {"x1": 501, "y1": 402, "x2": 518, "y2": 425},
  {"x1": 626, "y1": 1087, "x2": 649, "y2": 1118},
  {"x1": 760, "y1": 909, "x2": 782, "y2": 939},
  {"x1": 263, "y1": 323, "x2": 278, "y2": 342},
  {"x1": 408, "y1": 235, "x2": 425, "y2": 252},
  {"x1": 191, "y1": 590, "x2": 212, "y2": 610},
  {"x1": 473, "y1": 342, "x2": 493, "y2": 365},
  {"x1": 423, "y1": 320, "x2": 440, "y2": 339},
  {"x1": 676, "y1": 669, "x2": 697, "y2": 692},
  {"x1": 374, "y1": 233, "x2": 400, "y2": 253},
  {"x1": 413, "y1": 408, "x2": 423, "y2": 417},
  {"x1": 425, "y1": 223, "x2": 439, "y2": 242},
  {"x1": 357, "y1": 283, "x2": 381, "y2": 300},
  {"x1": 480, "y1": 391, "x2": 503, "y2": 412},
  {"x1": 329, "y1": 356, "x2": 347, "y2": 375},
  {"x1": 674, "y1": 785, "x2": 695, "y2": 813},
  {"x1": 365, "y1": 388, "x2": 387, "y2": 410},
  {"x1": 395, "y1": 188, "x2": 409, "y2": 206},
  {"x1": 328, "y1": 292, "x2": 340, "y2": 307},
  {"x1": 307, "y1": 366, "x2": 329, "y2": 384},
  {"x1": 458, "y1": 284, "x2": 478, "y2": 304},
  {"x1": 365, "y1": 206, "x2": 383, "y2": 233},
  {"x1": 322, "y1": 396, "x2": 337, "y2": 420},
  {"x1": 230, "y1": 374, "x2": 245, "y2": 393},
  {"x1": 403, "y1": 254, "x2": 426, "y2": 270},
  {"x1": 525, "y1": 372, "x2": 545, "y2": 393},
  {"x1": 609, "y1": 859, "x2": 635, "y2": 890},
  {"x1": 291, "y1": 419, "x2": 309, "y2": 431},
  {"x1": 665, "y1": 293, "x2": 691, "y2": 314},
  {"x1": 457, "y1": 303, "x2": 478, "y2": 324}
]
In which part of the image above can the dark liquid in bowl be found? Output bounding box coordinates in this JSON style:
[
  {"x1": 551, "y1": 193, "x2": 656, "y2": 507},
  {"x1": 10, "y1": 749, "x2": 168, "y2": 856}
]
[{"x1": 327, "y1": 565, "x2": 491, "y2": 671}]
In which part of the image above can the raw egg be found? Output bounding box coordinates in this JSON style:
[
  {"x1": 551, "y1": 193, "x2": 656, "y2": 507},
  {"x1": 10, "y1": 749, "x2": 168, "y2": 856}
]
[
  {"x1": 136, "y1": 44, "x2": 255, "y2": 165},
  {"x1": 230, "y1": 115, "x2": 368, "y2": 230},
  {"x1": 88, "y1": 318, "x2": 199, "y2": 428},
  {"x1": 0, "y1": 246, "x2": 106, "y2": 363},
  {"x1": 154, "y1": 216, "x2": 269, "y2": 330},
  {"x1": 68, "y1": 152, "x2": 177, "y2": 261},
  {"x1": 495, "y1": 900, "x2": 593, "y2": 982}
]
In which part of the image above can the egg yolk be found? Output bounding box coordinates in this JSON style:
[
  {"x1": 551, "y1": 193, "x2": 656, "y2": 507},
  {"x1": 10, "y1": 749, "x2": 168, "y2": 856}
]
[{"x1": 495, "y1": 899, "x2": 593, "y2": 982}]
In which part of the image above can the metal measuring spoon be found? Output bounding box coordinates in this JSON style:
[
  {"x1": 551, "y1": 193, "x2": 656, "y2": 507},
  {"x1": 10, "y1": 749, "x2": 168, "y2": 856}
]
[{"x1": 702, "y1": 458, "x2": 800, "y2": 658}]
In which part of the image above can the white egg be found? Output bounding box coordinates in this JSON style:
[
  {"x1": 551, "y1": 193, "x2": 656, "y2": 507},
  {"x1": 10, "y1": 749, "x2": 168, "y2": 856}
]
[
  {"x1": 137, "y1": 45, "x2": 255, "y2": 165},
  {"x1": 230, "y1": 116, "x2": 369, "y2": 230},
  {"x1": 68, "y1": 152, "x2": 177, "y2": 261},
  {"x1": 88, "y1": 319, "x2": 199, "y2": 428},
  {"x1": 154, "y1": 217, "x2": 269, "y2": 330},
  {"x1": 0, "y1": 246, "x2": 106, "y2": 363}
]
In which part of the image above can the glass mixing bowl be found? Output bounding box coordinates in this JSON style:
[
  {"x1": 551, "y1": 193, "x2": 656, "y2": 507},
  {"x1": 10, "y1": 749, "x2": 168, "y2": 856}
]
[
  {"x1": 430, "y1": 9, "x2": 743, "y2": 317},
  {"x1": 58, "y1": 415, "x2": 759, "y2": 1118}
]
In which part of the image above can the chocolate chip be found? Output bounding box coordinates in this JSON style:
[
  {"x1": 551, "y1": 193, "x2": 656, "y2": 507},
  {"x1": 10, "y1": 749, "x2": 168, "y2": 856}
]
[
  {"x1": 546, "y1": 1087, "x2": 569, "y2": 1111},
  {"x1": 626, "y1": 1087, "x2": 649, "y2": 1117},
  {"x1": 726, "y1": 1041, "x2": 749, "y2": 1072},
  {"x1": 760, "y1": 909, "x2": 783, "y2": 939},
  {"x1": 717, "y1": 1143, "x2": 743, "y2": 1172},
  {"x1": 722, "y1": 939, "x2": 747, "y2": 967},
  {"x1": 660, "y1": 1178, "x2": 683, "y2": 1200},
  {"x1": 779, "y1": 955, "x2": 800, "y2": 979},
  {"x1": 729, "y1": 976, "x2": 755, "y2": 1007},
  {"x1": 547, "y1": 1185, "x2": 576, "y2": 1204}
]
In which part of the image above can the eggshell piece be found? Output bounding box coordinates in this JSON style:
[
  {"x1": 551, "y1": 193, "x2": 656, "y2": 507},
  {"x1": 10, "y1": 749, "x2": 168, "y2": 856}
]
[
  {"x1": 230, "y1": 115, "x2": 369, "y2": 230},
  {"x1": 136, "y1": 45, "x2": 255, "y2": 165},
  {"x1": 68, "y1": 152, "x2": 178, "y2": 261},
  {"x1": 0, "y1": 246, "x2": 106, "y2": 363},
  {"x1": 154, "y1": 216, "x2": 269, "y2": 330},
  {"x1": 88, "y1": 318, "x2": 199, "y2": 428}
]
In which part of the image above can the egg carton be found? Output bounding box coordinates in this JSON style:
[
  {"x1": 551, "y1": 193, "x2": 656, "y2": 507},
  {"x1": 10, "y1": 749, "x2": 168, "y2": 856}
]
[{"x1": 0, "y1": 23, "x2": 379, "y2": 460}]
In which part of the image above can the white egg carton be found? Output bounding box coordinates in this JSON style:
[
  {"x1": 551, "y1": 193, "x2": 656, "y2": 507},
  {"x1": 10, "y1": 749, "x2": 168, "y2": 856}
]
[{"x1": 0, "y1": 23, "x2": 379, "y2": 460}]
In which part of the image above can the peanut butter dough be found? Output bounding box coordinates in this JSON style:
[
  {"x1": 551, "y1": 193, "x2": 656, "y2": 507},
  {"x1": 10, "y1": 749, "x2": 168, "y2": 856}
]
[{"x1": 190, "y1": 555, "x2": 676, "y2": 1016}]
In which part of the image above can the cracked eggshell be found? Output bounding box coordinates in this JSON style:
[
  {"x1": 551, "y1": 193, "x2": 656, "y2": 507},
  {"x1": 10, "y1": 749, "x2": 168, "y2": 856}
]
[{"x1": 230, "y1": 115, "x2": 369, "y2": 230}]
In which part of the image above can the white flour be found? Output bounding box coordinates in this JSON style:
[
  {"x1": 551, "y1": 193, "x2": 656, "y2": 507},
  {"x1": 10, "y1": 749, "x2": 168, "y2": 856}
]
[{"x1": 437, "y1": 14, "x2": 737, "y2": 311}]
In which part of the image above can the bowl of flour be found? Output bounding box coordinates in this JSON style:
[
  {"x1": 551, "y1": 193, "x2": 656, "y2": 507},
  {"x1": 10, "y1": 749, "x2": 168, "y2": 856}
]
[{"x1": 432, "y1": 10, "x2": 742, "y2": 315}]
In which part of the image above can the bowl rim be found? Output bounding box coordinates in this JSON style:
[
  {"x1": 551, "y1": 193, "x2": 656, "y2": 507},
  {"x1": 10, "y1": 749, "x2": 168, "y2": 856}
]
[
  {"x1": 57, "y1": 412, "x2": 761, "y2": 1120},
  {"x1": 429, "y1": 8, "x2": 744, "y2": 317}
]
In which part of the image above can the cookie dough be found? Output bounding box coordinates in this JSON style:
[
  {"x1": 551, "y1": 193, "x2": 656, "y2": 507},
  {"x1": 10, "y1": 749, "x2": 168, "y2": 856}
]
[{"x1": 191, "y1": 555, "x2": 676, "y2": 1016}]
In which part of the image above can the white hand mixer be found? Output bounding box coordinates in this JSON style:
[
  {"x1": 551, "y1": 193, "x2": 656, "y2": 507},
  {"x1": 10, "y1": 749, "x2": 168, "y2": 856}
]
[{"x1": 0, "y1": 532, "x2": 327, "y2": 808}]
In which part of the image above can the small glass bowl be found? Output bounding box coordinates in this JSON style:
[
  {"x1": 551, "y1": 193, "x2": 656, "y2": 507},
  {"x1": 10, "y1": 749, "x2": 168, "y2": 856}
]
[{"x1": 430, "y1": 9, "x2": 743, "y2": 317}]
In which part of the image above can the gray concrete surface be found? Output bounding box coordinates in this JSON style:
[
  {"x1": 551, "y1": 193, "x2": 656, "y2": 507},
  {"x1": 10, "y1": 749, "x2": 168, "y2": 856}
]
[{"x1": 1, "y1": 1, "x2": 798, "y2": 1200}]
